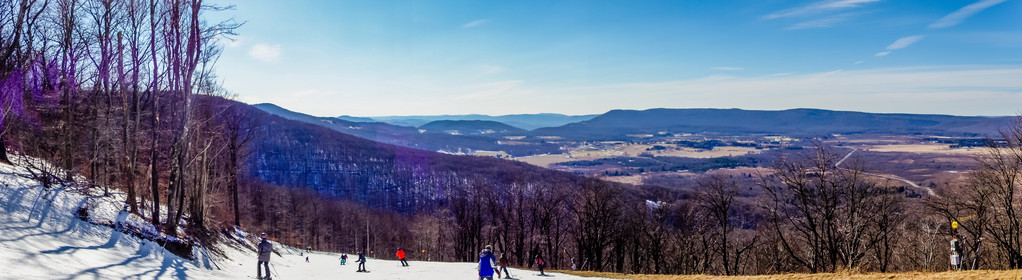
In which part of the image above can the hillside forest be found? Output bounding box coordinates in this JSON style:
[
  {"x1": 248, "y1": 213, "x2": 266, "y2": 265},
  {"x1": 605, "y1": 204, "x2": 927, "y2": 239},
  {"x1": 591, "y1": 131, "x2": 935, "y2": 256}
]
[{"x1": 4, "y1": 0, "x2": 1022, "y2": 277}]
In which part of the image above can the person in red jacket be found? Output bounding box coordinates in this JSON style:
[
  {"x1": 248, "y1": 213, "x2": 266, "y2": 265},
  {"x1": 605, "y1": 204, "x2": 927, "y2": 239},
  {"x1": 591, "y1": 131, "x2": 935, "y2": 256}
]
[
  {"x1": 397, "y1": 248, "x2": 409, "y2": 267},
  {"x1": 535, "y1": 254, "x2": 545, "y2": 276}
]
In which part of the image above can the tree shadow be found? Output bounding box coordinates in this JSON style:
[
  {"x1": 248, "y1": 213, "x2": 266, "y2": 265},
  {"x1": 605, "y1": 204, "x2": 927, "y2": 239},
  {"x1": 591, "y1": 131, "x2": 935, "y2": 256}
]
[
  {"x1": 0, "y1": 184, "x2": 30, "y2": 215},
  {"x1": 62, "y1": 254, "x2": 146, "y2": 280},
  {"x1": 4, "y1": 186, "x2": 67, "y2": 231},
  {"x1": 0, "y1": 197, "x2": 88, "y2": 244},
  {"x1": 153, "y1": 252, "x2": 191, "y2": 280},
  {"x1": 41, "y1": 210, "x2": 130, "y2": 254}
]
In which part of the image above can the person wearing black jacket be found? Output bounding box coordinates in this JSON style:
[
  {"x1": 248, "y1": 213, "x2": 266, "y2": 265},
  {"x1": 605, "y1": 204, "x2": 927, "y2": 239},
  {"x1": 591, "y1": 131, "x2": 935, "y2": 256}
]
[{"x1": 356, "y1": 251, "x2": 367, "y2": 272}]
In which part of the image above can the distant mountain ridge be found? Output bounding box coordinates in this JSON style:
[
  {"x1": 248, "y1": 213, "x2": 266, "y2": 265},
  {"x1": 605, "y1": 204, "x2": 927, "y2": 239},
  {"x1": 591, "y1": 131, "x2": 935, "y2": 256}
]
[
  {"x1": 419, "y1": 120, "x2": 526, "y2": 135},
  {"x1": 336, "y1": 115, "x2": 375, "y2": 122},
  {"x1": 531, "y1": 108, "x2": 1014, "y2": 140},
  {"x1": 363, "y1": 113, "x2": 598, "y2": 130},
  {"x1": 253, "y1": 103, "x2": 560, "y2": 156}
]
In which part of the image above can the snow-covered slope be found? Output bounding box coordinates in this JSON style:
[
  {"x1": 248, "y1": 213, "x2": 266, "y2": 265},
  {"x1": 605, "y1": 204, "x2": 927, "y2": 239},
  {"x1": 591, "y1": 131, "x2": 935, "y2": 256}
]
[{"x1": 0, "y1": 160, "x2": 613, "y2": 280}]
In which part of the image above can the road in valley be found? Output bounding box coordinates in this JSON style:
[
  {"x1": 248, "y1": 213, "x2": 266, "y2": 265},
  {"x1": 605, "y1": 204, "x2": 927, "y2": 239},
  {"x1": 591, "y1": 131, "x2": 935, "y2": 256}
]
[{"x1": 836, "y1": 149, "x2": 938, "y2": 197}]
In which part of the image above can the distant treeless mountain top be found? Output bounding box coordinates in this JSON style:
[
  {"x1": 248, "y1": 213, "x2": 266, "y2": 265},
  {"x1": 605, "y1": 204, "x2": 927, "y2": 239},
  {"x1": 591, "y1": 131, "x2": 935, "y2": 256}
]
[
  {"x1": 418, "y1": 120, "x2": 527, "y2": 135},
  {"x1": 335, "y1": 115, "x2": 376, "y2": 123},
  {"x1": 530, "y1": 108, "x2": 1015, "y2": 140},
  {"x1": 356, "y1": 113, "x2": 599, "y2": 130}
]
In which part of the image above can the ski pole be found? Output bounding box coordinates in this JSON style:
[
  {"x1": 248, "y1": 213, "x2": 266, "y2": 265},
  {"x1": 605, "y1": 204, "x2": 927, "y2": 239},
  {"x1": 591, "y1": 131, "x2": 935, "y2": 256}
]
[{"x1": 270, "y1": 262, "x2": 280, "y2": 278}]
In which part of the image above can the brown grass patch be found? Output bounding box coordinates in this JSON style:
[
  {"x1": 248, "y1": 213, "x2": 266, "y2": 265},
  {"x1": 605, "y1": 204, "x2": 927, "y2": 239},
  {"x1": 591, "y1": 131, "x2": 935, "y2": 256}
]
[{"x1": 553, "y1": 269, "x2": 1022, "y2": 280}]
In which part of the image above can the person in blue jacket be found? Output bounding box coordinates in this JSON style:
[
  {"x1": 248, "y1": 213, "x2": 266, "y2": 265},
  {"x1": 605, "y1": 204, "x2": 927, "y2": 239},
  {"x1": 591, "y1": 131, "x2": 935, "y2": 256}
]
[{"x1": 478, "y1": 245, "x2": 497, "y2": 280}]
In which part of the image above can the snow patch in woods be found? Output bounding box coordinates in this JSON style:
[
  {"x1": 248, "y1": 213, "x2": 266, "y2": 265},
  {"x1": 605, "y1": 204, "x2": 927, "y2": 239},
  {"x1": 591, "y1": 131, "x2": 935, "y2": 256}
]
[{"x1": 0, "y1": 160, "x2": 614, "y2": 279}]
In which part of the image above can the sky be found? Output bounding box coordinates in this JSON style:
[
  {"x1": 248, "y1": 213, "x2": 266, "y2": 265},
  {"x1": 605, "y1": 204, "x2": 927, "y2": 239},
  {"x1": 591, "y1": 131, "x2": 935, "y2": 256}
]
[{"x1": 211, "y1": 0, "x2": 1022, "y2": 117}]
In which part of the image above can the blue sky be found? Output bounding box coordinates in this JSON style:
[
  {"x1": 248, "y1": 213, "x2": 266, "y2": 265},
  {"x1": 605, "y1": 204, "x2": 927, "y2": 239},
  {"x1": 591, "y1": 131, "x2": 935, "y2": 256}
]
[{"x1": 213, "y1": 0, "x2": 1022, "y2": 117}]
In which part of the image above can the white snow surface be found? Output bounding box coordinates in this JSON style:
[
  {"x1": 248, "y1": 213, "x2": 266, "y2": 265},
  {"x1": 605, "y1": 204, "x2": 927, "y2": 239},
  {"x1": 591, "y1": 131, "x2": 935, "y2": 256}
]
[{"x1": 0, "y1": 161, "x2": 614, "y2": 280}]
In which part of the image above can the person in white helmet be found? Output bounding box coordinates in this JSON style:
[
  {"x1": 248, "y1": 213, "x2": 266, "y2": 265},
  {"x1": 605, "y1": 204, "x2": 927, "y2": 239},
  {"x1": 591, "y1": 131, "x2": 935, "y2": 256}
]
[{"x1": 257, "y1": 233, "x2": 273, "y2": 279}]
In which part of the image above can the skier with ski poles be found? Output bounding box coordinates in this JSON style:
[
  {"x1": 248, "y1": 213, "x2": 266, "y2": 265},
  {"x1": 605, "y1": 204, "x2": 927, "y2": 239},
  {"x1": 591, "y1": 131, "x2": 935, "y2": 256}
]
[
  {"x1": 257, "y1": 233, "x2": 273, "y2": 280},
  {"x1": 356, "y1": 251, "x2": 368, "y2": 272}
]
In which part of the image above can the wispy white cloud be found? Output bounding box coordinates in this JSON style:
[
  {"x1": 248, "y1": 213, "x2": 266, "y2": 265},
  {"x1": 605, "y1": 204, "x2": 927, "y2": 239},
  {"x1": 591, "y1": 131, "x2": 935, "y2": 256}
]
[
  {"x1": 453, "y1": 80, "x2": 528, "y2": 101},
  {"x1": 886, "y1": 35, "x2": 925, "y2": 50},
  {"x1": 248, "y1": 43, "x2": 282, "y2": 62},
  {"x1": 549, "y1": 66, "x2": 1022, "y2": 116},
  {"x1": 929, "y1": 0, "x2": 1008, "y2": 29},
  {"x1": 475, "y1": 65, "x2": 504, "y2": 76},
  {"x1": 461, "y1": 19, "x2": 489, "y2": 28},
  {"x1": 251, "y1": 66, "x2": 1022, "y2": 117},
  {"x1": 854, "y1": 60, "x2": 864, "y2": 64},
  {"x1": 786, "y1": 13, "x2": 857, "y2": 29},
  {"x1": 764, "y1": 0, "x2": 881, "y2": 19},
  {"x1": 875, "y1": 51, "x2": 891, "y2": 56},
  {"x1": 711, "y1": 67, "x2": 744, "y2": 71}
]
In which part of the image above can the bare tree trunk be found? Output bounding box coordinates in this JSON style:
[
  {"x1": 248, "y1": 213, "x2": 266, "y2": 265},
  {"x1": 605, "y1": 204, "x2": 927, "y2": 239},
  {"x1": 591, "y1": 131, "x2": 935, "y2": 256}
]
[
  {"x1": 229, "y1": 141, "x2": 240, "y2": 226},
  {"x1": 147, "y1": 0, "x2": 160, "y2": 228},
  {"x1": 117, "y1": 31, "x2": 139, "y2": 214},
  {"x1": 0, "y1": 137, "x2": 10, "y2": 164}
]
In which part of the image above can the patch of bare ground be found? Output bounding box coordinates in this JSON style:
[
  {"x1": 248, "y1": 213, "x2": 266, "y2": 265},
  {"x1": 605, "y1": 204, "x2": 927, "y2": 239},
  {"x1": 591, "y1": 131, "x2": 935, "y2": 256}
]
[
  {"x1": 555, "y1": 270, "x2": 1022, "y2": 280},
  {"x1": 599, "y1": 174, "x2": 646, "y2": 185}
]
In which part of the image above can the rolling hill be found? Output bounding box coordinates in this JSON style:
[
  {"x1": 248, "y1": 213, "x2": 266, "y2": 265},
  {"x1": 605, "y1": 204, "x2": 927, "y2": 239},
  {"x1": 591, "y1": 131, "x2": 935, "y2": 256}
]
[
  {"x1": 253, "y1": 103, "x2": 560, "y2": 156},
  {"x1": 531, "y1": 108, "x2": 1014, "y2": 140},
  {"x1": 245, "y1": 101, "x2": 612, "y2": 213},
  {"x1": 418, "y1": 120, "x2": 527, "y2": 135},
  {"x1": 366, "y1": 113, "x2": 598, "y2": 130}
]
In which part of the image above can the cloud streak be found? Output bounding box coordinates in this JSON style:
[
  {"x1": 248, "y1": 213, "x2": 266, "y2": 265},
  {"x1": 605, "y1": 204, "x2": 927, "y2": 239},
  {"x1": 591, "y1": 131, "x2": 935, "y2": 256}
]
[
  {"x1": 764, "y1": 0, "x2": 881, "y2": 19},
  {"x1": 711, "y1": 67, "x2": 744, "y2": 71},
  {"x1": 553, "y1": 66, "x2": 1022, "y2": 116},
  {"x1": 246, "y1": 66, "x2": 1022, "y2": 117},
  {"x1": 475, "y1": 65, "x2": 504, "y2": 76},
  {"x1": 786, "y1": 13, "x2": 856, "y2": 29},
  {"x1": 461, "y1": 19, "x2": 489, "y2": 28},
  {"x1": 929, "y1": 0, "x2": 1008, "y2": 29},
  {"x1": 248, "y1": 44, "x2": 282, "y2": 62},
  {"x1": 886, "y1": 35, "x2": 925, "y2": 50}
]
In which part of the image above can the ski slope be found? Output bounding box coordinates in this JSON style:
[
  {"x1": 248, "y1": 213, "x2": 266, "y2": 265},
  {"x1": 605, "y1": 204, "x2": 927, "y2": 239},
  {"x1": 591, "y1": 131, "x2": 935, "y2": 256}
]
[{"x1": 0, "y1": 161, "x2": 614, "y2": 280}]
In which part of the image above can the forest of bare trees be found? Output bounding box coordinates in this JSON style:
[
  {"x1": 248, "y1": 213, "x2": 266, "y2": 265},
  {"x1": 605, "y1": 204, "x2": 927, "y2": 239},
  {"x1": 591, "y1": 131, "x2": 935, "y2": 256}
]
[
  {"x1": 0, "y1": 0, "x2": 242, "y2": 244},
  {"x1": 236, "y1": 114, "x2": 1022, "y2": 276},
  {"x1": 4, "y1": 0, "x2": 1022, "y2": 277}
]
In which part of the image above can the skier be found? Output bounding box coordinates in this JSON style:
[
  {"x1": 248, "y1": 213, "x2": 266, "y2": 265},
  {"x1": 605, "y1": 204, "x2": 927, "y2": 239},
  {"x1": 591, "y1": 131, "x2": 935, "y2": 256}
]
[
  {"x1": 340, "y1": 254, "x2": 347, "y2": 265},
  {"x1": 498, "y1": 252, "x2": 512, "y2": 279},
  {"x1": 535, "y1": 254, "x2": 546, "y2": 276},
  {"x1": 257, "y1": 233, "x2": 273, "y2": 280},
  {"x1": 356, "y1": 251, "x2": 367, "y2": 272},
  {"x1": 478, "y1": 245, "x2": 497, "y2": 280},
  {"x1": 305, "y1": 256, "x2": 309, "y2": 263},
  {"x1": 397, "y1": 248, "x2": 409, "y2": 266}
]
